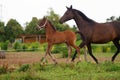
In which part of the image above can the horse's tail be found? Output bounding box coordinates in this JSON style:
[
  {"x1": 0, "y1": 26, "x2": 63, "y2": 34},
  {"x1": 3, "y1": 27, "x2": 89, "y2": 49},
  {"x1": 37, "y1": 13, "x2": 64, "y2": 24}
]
[{"x1": 75, "y1": 31, "x2": 80, "y2": 34}]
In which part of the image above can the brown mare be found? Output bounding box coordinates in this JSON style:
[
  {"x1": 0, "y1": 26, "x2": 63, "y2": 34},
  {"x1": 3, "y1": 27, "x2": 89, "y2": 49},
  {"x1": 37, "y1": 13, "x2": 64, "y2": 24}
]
[
  {"x1": 36, "y1": 17, "x2": 81, "y2": 64},
  {"x1": 59, "y1": 5, "x2": 120, "y2": 64}
]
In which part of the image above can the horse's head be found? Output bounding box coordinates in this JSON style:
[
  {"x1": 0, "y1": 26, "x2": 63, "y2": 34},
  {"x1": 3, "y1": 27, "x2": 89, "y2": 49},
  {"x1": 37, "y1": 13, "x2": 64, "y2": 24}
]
[
  {"x1": 36, "y1": 16, "x2": 47, "y2": 30},
  {"x1": 59, "y1": 5, "x2": 74, "y2": 24}
]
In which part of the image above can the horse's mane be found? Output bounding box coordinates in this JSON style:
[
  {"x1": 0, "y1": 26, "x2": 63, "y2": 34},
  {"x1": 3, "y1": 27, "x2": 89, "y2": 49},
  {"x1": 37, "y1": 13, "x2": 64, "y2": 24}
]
[
  {"x1": 47, "y1": 20, "x2": 56, "y2": 31},
  {"x1": 73, "y1": 9, "x2": 96, "y2": 24}
]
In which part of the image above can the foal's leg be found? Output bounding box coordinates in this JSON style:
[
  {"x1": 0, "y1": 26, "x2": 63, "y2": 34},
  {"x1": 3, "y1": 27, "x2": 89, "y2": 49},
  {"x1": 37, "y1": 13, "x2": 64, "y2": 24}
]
[
  {"x1": 72, "y1": 42, "x2": 86, "y2": 62},
  {"x1": 71, "y1": 43, "x2": 81, "y2": 62},
  {"x1": 66, "y1": 44, "x2": 72, "y2": 63},
  {"x1": 112, "y1": 40, "x2": 120, "y2": 62},
  {"x1": 47, "y1": 44, "x2": 57, "y2": 64},
  {"x1": 42, "y1": 43, "x2": 57, "y2": 64}
]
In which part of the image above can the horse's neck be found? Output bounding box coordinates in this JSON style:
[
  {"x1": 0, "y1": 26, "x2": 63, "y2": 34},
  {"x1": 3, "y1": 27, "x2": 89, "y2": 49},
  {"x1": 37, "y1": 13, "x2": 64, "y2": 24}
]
[
  {"x1": 73, "y1": 12, "x2": 96, "y2": 30},
  {"x1": 74, "y1": 13, "x2": 89, "y2": 28},
  {"x1": 45, "y1": 23, "x2": 56, "y2": 35}
]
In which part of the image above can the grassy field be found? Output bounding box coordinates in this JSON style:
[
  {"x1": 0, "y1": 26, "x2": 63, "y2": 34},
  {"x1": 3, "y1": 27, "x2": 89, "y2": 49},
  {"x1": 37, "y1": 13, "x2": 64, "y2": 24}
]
[{"x1": 0, "y1": 52, "x2": 120, "y2": 80}]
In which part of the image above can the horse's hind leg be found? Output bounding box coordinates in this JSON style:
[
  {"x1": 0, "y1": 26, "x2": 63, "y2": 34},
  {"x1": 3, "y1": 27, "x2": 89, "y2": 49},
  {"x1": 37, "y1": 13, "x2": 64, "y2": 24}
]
[
  {"x1": 66, "y1": 44, "x2": 72, "y2": 63},
  {"x1": 112, "y1": 39, "x2": 120, "y2": 62},
  {"x1": 72, "y1": 41, "x2": 86, "y2": 62}
]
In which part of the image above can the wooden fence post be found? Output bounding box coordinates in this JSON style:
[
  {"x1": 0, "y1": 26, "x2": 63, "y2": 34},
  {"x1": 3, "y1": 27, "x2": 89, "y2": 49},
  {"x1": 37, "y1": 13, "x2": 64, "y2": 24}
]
[{"x1": 0, "y1": 50, "x2": 5, "y2": 59}]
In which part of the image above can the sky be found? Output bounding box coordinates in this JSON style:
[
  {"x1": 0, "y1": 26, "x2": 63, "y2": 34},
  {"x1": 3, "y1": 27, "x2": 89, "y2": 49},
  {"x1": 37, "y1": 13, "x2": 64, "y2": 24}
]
[{"x1": 0, "y1": 0, "x2": 120, "y2": 27}]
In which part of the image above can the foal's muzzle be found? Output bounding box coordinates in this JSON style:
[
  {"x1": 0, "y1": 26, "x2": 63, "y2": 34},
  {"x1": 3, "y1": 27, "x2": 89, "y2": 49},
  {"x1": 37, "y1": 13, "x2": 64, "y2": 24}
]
[{"x1": 36, "y1": 25, "x2": 43, "y2": 30}]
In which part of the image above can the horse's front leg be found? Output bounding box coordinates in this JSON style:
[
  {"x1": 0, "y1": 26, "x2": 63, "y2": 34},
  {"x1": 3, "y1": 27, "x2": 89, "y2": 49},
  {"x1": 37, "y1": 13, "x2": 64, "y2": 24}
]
[
  {"x1": 87, "y1": 43, "x2": 98, "y2": 64},
  {"x1": 66, "y1": 44, "x2": 72, "y2": 63},
  {"x1": 47, "y1": 43, "x2": 58, "y2": 64},
  {"x1": 41, "y1": 44, "x2": 49, "y2": 64}
]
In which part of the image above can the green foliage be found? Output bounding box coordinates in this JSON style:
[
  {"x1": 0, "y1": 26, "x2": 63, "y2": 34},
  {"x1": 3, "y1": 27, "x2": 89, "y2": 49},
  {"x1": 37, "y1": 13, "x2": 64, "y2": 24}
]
[
  {"x1": 5, "y1": 19, "x2": 24, "y2": 43},
  {"x1": 13, "y1": 42, "x2": 41, "y2": 52},
  {"x1": 0, "y1": 40, "x2": 9, "y2": 50},
  {"x1": 47, "y1": 8, "x2": 71, "y2": 31},
  {"x1": 92, "y1": 43, "x2": 116, "y2": 53},
  {"x1": 22, "y1": 44, "x2": 28, "y2": 51},
  {"x1": 0, "y1": 21, "x2": 5, "y2": 42},
  {"x1": 106, "y1": 16, "x2": 120, "y2": 22},
  {"x1": 18, "y1": 64, "x2": 30, "y2": 72},
  {"x1": 0, "y1": 62, "x2": 120, "y2": 80},
  {"x1": 13, "y1": 42, "x2": 22, "y2": 51},
  {"x1": 25, "y1": 17, "x2": 40, "y2": 34},
  {"x1": 52, "y1": 44, "x2": 68, "y2": 58},
  {"x1": 30, "y1": 42, "x2": 40, "y2": 51},
  {"x1": 0, "y1": 66, "x2": 7, "y2": 74}
]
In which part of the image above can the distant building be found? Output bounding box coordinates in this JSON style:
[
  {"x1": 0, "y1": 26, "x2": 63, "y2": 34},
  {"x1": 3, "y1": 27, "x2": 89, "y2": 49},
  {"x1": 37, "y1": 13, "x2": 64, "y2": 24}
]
[{"x1": 16, "y1": 34, "x2": 46, "y2": 43}]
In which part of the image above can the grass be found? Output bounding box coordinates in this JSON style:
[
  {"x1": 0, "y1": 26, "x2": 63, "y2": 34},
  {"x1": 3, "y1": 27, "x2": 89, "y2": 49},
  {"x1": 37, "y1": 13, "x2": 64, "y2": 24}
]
[
  {"x1": 0, "y1": 61, "x2": 120, "y2": 80},
  {"x1": 0, "y1": 52, "x2": 119, "y2": 80}
]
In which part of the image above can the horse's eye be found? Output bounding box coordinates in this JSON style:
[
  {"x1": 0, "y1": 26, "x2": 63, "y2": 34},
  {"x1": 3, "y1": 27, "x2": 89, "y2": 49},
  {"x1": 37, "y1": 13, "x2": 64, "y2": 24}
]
[{"x1": 66, "y1": 12, "x2": 69, "y2": 15}]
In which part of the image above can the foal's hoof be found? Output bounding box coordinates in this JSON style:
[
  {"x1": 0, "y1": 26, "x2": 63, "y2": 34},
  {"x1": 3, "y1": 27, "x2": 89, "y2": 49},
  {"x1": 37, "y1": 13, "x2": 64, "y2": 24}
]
[{"x1": 54, "y1": 62, "x2": 58, "y2": 65}]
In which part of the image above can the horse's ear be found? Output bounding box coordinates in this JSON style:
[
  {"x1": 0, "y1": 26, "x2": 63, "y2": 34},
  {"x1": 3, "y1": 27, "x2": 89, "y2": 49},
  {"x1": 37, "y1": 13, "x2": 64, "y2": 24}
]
[
  {"x1": 66, "y1": 5, "x2": 72, "y2": 10},
  {"x1": 66, "y1": 6, "x2": 69, "y2": 10},
  {"x1": 70, "y1": 5, "x2": 72, "y2": 9}
]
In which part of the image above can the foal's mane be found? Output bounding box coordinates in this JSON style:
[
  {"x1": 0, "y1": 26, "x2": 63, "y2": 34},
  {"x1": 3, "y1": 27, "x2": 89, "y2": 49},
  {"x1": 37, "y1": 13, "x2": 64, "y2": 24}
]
[
  {"x1": 73, "y1": 9, "x2": 96, "y2": 24},
  {"x1": 47, "y1": 20, "x2": 56, "y2": 31}
]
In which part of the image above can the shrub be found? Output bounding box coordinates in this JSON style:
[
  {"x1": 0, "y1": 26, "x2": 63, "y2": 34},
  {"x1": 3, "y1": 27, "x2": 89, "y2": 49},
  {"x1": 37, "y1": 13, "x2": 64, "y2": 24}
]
[
  {"x1": 0, "y1": 66, "x2": 7, "y2": 74},
  {"x1": 30, "y1": 42, "x2": 40, "y2": 51},
  {"x1": 13, "y1": 42, "x2": 22, "y2": 51},
  {"x1": 18, "y1": 64, "x2": 30, "y2": 72},
  {"x1": 22, "y1": 44, "x2": 28, "y2": 51},
  {"x1": 0, "y1": 40, "x2": 10, "y2": 50}
]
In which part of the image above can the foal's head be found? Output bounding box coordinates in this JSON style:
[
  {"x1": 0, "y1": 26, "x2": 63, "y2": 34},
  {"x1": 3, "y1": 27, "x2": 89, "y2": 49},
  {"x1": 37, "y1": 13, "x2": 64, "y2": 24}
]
[
  {"x1": 36, "y1": 17, "x2": 47, "y2": 30},
  {"x1": 59, "y1": 5, "x2": 74, "y2": 24}
]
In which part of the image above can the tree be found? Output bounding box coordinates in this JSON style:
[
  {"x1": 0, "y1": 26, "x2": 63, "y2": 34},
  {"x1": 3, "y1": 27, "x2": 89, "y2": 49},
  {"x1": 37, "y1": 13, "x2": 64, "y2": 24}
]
[
  {"x1": 0, "y1": 21, "x2": 5, "y2": 42},
  {"x1": 25, "y1": 17, "x2": 43, "y2": 34},
  {"x1": 106, "y1": 16, "x2": 115, "y2": 22},
  {"x1": 46, "y1": 8, "x2": 70, "y2": 31},
  {"x1": 5, "y1": 19, "x2": 24, "y2": 43},
  {"x1": 106, "y1": 16, "x2": 120, "y2": 22}
]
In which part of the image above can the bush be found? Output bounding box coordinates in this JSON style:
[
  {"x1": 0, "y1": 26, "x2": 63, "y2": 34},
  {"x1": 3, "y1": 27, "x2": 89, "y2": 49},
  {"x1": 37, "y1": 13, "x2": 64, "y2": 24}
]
[
  {"x1": 18, "y1": 64, "x2": 30, "y2": 72},
  {"x1": 0, "y1": 66, "x2": 7, "y2": 74},
  {"x1": 30, "y1": 42, "x2": 40, "y2": 51},
  {"x1": 13, "y1": 42, "x2": 22, "y2": 51},
  {"x1": 22, "y1": 44, "x2": 28, "y2": 51},
  {"x1": 0, "y1": 40, "x2": 10, "y2": 50}
]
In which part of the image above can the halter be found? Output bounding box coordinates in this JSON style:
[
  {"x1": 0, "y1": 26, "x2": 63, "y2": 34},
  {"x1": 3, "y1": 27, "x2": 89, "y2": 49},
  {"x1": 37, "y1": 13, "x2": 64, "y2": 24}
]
[{"x1": 37, "y1": 19, "x2": 47, "y2": 29}]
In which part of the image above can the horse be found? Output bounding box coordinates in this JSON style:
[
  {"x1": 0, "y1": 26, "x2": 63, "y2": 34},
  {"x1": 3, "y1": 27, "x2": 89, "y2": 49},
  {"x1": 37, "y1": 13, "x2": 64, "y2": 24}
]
[
  {"x1": 36, "y1": 17, "x2": 81, "y2": 64},
  {"x1": 59, "y1": 5, "x2": 120, "y2": 64}
]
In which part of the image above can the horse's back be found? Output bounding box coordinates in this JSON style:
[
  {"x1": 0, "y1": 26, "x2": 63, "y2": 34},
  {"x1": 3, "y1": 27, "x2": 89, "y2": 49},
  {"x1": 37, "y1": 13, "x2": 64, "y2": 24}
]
[
  {"x1": 64, "y1": 30, "x2": 76, "y2": 37},
  {"x1": 111, "y1": 21, "x2": 120, "y2": 38},
  {"x1": 64, "y1": 30, "x2": 77, "y2": 42}
]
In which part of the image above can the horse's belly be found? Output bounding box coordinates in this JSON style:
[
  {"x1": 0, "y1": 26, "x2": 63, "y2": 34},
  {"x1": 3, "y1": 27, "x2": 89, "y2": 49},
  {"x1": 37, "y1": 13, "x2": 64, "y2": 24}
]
[{"x1": 92, "y1": 35, "x2": 114, "y2": 43}]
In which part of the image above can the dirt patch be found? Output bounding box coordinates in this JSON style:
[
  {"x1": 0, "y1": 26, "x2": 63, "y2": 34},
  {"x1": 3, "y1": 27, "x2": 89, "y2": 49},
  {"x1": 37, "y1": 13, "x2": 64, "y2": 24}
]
[
  {"x1": 0, "y1": 52, "x2": 66, "y2": 66},
  {"x1": 0, "y1": 52, "x2": 120, "y2": 66}
]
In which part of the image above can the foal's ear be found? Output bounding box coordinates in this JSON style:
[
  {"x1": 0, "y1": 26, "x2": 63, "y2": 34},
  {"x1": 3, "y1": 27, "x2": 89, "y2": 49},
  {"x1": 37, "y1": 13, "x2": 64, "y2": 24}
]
[
  {"x1": 43, "y1": 16, "x2": 46, "y2": 19},
  {"x1": 43, "y1": 16, "x2": 47, "y2": 20}
]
